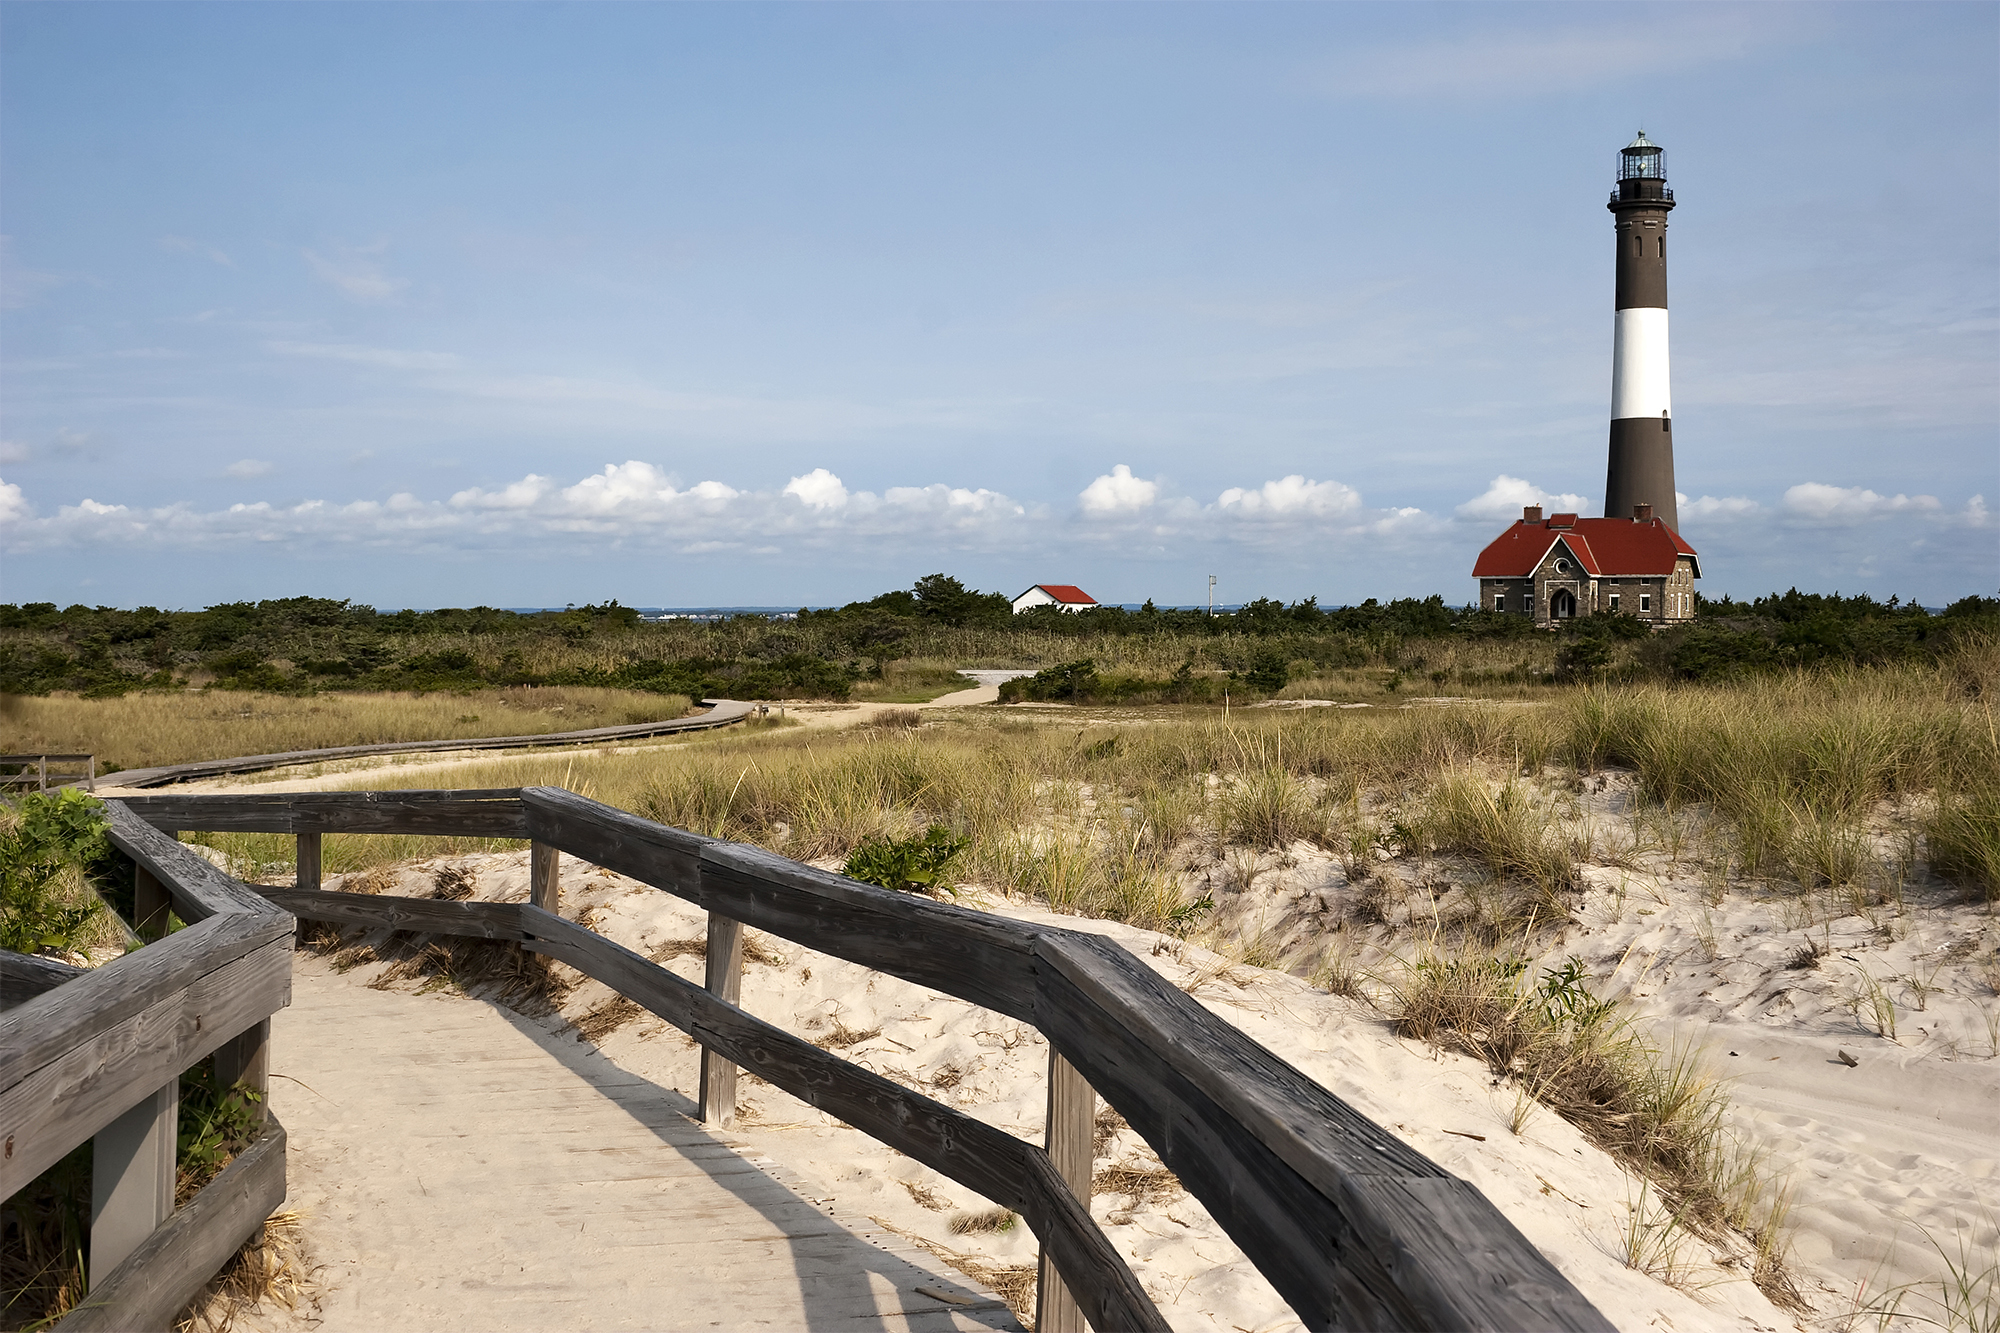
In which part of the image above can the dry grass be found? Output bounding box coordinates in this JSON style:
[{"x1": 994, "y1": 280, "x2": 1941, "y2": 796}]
[
  {"x1": 0, "y1": 685, "x2": 691, "y2": 771},
  {"x1": 874, "y1": 1217, "x2": 1038, "y2": 1328},
  {"x1": 175, "y1": 1209, "x2": 315, "y2": 1333}
]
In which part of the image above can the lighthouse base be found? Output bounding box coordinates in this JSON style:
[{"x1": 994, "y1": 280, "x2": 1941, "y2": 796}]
[{"x1": 1604, "y1": 417, "x2": 1679, "y2": 531}]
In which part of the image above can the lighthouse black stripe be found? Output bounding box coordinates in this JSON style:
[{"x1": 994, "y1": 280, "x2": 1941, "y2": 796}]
[
  {"x1": 1604, "y1": 418, "x2": 1678, "y2": 533},
  {"x1": 1604, "y1": 134, "x2": 1678, "y2": 530}
]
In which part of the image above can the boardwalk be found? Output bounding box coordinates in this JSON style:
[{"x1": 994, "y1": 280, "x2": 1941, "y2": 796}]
[{"x1": 269, "y1": 957, "x2": 1019, "y2": 1331}]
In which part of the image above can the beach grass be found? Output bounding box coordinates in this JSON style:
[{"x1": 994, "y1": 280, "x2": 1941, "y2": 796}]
[{"x1": 0, "y1": 686, "x2": 693, "y2": 772}]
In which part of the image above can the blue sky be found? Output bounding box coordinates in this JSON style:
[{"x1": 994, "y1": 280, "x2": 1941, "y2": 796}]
[{"x1": 3, "y1": 2, "x2": 1994, "y2": 609}]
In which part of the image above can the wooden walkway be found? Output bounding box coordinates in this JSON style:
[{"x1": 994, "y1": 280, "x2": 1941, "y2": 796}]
[
  {"x1": 270, "y1": 957, "x2": 1019, "y2": 1331},
  {"x1": 102, "y1": 699, "x2": 759, "y2": 790}
]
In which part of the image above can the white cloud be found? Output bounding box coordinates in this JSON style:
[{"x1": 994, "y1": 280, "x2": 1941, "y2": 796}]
[
  {"x1": 1455, "y1": 475, "x2": 1590, "y2": 523},
  {"x1": 1680, "y1": 493, "x2": 1763, "y2": 520},
  {"x1": 224, "y1": 459, "x2": 274, "y2": 479},
  {"x1": 1079, "y1": 464, "x2": 1157, "y2": 515},
  {"x1": 0, "y1": 478, "x2": 30, "y2": 524},
  {"x1": 1781, "y1": 483, "x2": 1942, "y2": 523},
  {"x1": 784, "y1": 468, "x2": 849, "y2": 510},
  {"x1": 1216, "y1": 475, "x2": 1361, "y2": 519},
  {"x1": 0, "y1": 441, "x2": 29, "y2": 466},
  {"x1": 302, "y1": 247, "x2": 408, "y2": 303},
  {"x1": 450, "y1": 475, "x2": 551, "y2": 510}
]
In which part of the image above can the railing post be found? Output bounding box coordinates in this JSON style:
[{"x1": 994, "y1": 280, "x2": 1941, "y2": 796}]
[
  {"x1": 530, "y1": 841, "x2": 560, "y2": 914},
  {"x1": 89, "y1": 1079, "x2": 178, "y2": 1286},
  {"x1": 1037, "y1": 1050, "x2": 1096, "y2": 1333},
  {"x1": 133, "y1": 863, "x2": 171, "y2": 941},
  {"x1": 37, "y1": 755, "x2": 47, "y2": 794},
  {"x1": 295, "y1": 830, "x2": 322, "y2": 893},
  {"x1": 212, "y1": 1021, "x2": 271, "y2": 1125},
  {"x1": 699, "y1": 914, "x2": 744, "y2": 1127}
]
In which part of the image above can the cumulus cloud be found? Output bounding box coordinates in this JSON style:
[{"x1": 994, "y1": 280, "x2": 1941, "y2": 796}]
[
  {"x1": 1781, "y1": 483, "x2": 1943, "y2": 523},
  {"x1": 1216, "y1": 475, "x2": 1361, "y2": 518},
  {"x1": 2, "y1": 462, "x2": 1450, "y2": 566},
  {"x1": 1079, "y1": 464, "x2": 1158, "y2": 515},
  {"x1": 224, "y1": 459, "x2": 274, "y2": 479},
  {"x1": 0, "y1": 478, "x2": 31, "y2": 524},
  {"x1": 302, "y1": 246, "x2": 408, "y2": 303},
  {"x1": 784, "y1": 468, "x2": 849, "y2": 510},
  {"x1": 1455, "y1": 475, "x2": 1590, "y2": 523}
]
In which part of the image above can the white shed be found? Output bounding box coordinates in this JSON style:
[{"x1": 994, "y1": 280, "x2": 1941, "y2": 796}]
[{"x1": 1011, "y1": 584, "x2": 1099, "y2": 615}]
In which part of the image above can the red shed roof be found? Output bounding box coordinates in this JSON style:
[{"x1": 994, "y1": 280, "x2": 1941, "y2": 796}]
[
  {"x1": 1022, "y1": 584, "x2": 1098, "y2": 605},
  {"x1": 1472, "y1": 517, "x2": 1699, "y2": 579}
]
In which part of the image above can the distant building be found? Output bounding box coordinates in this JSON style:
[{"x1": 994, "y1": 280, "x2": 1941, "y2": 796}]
[
  {"x1": 1011, "y1": 584, "x2": 1099, "y2": 615},
  {"x1": 1474, "y1": 505, "x2": 1699, "y2": 628}
]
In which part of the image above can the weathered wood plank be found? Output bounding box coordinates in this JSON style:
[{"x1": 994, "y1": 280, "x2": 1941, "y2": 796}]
[
  {"x1": 522, "y1": 789, "x2": 1041, "y2": 1016},
  {"x1": 296, "y1": 832, "x2": 322, "y2": 893},
  {"x1": 520, "y1": 786, "x2": 707, "y2": 895},
  {"x1": 57, "y1": 1117, "x2": 287, "y2": 1333},
  {"x1": 253, "y1": 886, "x2": 532, "y2": 940},
  {"x1": 1033, "y1": 931, "x2": 1615, "y2": 1331},
  {"x1": 0, "y1": 950, "x2": 84, "y2": 1010},
  {"x1": 115, "y1": 790, "x2": 531, "y2": 838},
  {"x1": 0, "y1": 912, "x2": 290, "y2": 1095},
  {"x1": 104, "y1": 803, "x2": 277, "y2": 924},
  {"x1": 0, "y1": 937, "x2": 292, "y2": 1195},
  {"x1": 700, "y1": 914, "x2": 743, "y2": 1127},
  {"x1": 1035, "y1": 1051, "x2": 1094, "y2": 1333},
  {"x1": 529, "y1": 841, "x2": 559, "y2": 913},
  {"x1": 1016, "y1": 1141, "x2": 1164, "y2": 1333},
  {"x1": 89, "y1": 1080, "x2": 177, "y2": 1286}
]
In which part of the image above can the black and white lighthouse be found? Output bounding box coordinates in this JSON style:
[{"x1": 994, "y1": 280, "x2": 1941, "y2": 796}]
[{"x1": 1604, "y1": 131, "x2": 1678, "y2": 532}]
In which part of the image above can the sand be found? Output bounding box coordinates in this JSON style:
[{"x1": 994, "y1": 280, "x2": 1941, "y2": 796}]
[{"x1": 245, "y1": 830, "x2": 2000, "y2": 1333}]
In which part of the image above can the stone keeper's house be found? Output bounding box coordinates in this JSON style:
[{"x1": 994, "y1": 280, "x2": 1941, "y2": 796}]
[{"x1": 1473, "y1": 504, "x2": 1699, "y2": 628}]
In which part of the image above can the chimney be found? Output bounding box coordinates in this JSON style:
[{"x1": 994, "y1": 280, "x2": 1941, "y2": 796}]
[
  {"x1": 1523, "y1": 505, "x2": 1543, "y2": 523},
  {"x1": 1633, "y1": 503, "x2": 1653, "y2": 522}
]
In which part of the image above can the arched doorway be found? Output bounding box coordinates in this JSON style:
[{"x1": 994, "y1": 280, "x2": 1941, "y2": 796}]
[{"x1": 1550, "y1": 589, "x2": 1577, "y2": 620}]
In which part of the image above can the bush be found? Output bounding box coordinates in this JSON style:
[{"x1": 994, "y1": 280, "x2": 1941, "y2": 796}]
[
  {"x1": 0, "y1": 790, "x2": 111, "y2": 954},
  {"x1": 841, "y1": 825, "x2": 970, "y2": 897}
]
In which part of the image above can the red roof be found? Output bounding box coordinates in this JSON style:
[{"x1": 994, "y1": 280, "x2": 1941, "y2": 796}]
[
  {"x1": 1026, "y1": 584, "x2": 1098, "y2": 605},
  {"x1": 1472, "y1": 517, "x2": 1699, "y2": 579}
]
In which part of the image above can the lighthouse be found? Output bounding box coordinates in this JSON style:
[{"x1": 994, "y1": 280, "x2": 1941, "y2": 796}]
[{"x1": 1604, "y1": 131, "x2": 1678, "y2": 532}]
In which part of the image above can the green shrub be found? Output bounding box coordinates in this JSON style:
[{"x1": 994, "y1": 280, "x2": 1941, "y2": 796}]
[
  {"x1": 0, "y1": 790, "x2": 111, "y2": 954},
  {"x1": 841, "y1": 825, "x2": 970, "y2": 897}
]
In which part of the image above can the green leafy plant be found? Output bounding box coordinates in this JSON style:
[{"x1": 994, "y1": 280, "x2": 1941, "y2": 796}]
[
  {"x1": 841, "y1": 825, "x2": 970, "y2": 897},
  {"x1": 176, "y1": 1060, "x2": 264, "y2": 1201},
  {"x1": 0, "y1": 789, "x2": 110, "y2": 954},
  {"x1": 1537, "y1": 955, "x2": 1615, "y2": 1030}
]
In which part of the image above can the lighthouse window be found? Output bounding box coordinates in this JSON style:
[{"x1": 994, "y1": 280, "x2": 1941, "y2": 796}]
[{"x1": 1657, "y1": 236, "x2": 1665, "y2": 258}]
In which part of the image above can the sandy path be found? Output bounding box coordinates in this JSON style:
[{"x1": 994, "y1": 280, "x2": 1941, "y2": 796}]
[{"x1": 268, "y1": 955, "x2": 1017, "y2": 1331}]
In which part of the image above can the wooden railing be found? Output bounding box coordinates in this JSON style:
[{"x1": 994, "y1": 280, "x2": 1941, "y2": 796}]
[
  {"x1": 113, "y1": 787, "x2": 1616, "y2": 1333},
  {"x1": 0, "y1": 803, "x2": 293, "y2": 1331},
  {"x1": 0, "y1": 753, "x2": 96, "y2": 794}
]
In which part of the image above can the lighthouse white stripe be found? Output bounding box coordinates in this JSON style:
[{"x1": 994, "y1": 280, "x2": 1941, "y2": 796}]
[{"x1": 1610, "y1": 306, "x2": 1671, "y2": 420}]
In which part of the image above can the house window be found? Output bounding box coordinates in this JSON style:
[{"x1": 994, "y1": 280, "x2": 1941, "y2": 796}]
[
  {"x1": 1609, "y1": 592, "x2": 1621, "y2": 611},
  {"x1": 1640, "y1": 594, "x2": 1652, "y2": 613}
]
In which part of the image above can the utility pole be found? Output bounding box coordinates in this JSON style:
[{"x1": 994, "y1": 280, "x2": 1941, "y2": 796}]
[{"x1": 1208, "y1": 575, "x2": 1216, "y2": 617}]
